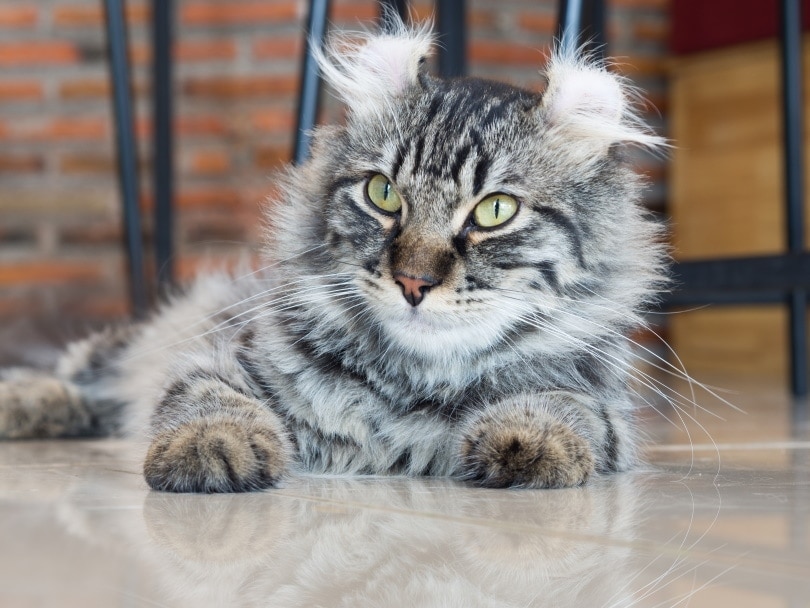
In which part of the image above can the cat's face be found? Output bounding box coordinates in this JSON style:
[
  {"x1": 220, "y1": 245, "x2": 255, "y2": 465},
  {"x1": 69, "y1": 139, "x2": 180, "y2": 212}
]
[
  {"x1": 320, "y1": 79, "x2": 590, "y2": 356},
  {"x1": 275, "y1": 27, "x2": 663, "y2": 359}
]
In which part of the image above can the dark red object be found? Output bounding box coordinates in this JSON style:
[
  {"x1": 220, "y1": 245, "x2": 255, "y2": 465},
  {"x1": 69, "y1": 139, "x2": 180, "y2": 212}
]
[{"x1": 671, "y1": 0, "x2": 810, "y2": 55}]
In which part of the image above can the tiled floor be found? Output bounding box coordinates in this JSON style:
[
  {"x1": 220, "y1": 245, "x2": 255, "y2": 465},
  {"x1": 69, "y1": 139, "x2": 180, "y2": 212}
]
[{"x1": 1, "y1": 376, "x2": 808, "y2": 607}]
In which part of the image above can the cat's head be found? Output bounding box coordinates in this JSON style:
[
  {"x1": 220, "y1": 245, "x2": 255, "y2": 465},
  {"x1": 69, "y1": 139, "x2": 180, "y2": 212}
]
[{"x1": 269, "y1": 21, "x2": 665, "y2": 360}]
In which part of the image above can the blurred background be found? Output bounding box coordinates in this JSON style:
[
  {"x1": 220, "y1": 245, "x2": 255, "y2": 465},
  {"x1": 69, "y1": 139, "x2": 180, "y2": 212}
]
[{"x1": 0, "y1": 0, "x2": 806, "y2": 389}]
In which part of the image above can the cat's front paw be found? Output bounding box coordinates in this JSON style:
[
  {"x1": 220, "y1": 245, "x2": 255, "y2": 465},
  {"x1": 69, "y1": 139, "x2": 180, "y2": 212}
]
[
  {"x1": 144, "y1": 413, "x2": 291, "y2": 493},
  {"x1": 458, "y1": 407, "x2": 594, "y2": 489}
]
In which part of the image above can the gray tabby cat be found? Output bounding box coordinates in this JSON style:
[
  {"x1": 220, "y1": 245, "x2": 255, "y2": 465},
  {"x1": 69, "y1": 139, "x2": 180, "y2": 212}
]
[{"x1": 0, "y1": 22, "x2": 665, "y2": 493}]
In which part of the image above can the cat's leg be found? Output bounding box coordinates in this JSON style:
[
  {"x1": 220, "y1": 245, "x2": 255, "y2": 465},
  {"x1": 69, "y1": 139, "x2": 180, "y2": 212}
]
[
  {"x1": 455, "y1": 392, "x2": 633, "y2": 488},
  {"x1": 0, "y1": 369, "x2": 93, "y2": 439},
  {"x1": 0, "y1": 326, "x2": 136, "y2": 439},
  {"x1": 143, "y1": 361, "x2": 293, "y2": 493}
]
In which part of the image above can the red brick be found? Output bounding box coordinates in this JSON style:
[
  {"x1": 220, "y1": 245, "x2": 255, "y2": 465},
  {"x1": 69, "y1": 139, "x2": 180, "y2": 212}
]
[
  {"x1": 60, "y1": 153, "x2": 115, "y2": 174},
  {"x1": 188, "y1": 150, "x2": 231, "y2": 176},
  {"x1": 0, "y1": 261, "x2": 105, "y2": 286},
  {"x1": 176, "y1": 256, "x2": 207, "y2": 282},
  {"x1": 53, "y1": 4, "x2": 149, "y2": 27},
  {"x1": 0, "y1": 41, "x2": 79, "y2": 66},
  {"x1": 254, "y1": 146, "x2": 289, "y2": 170},
  {"x1": 180, "y1": 2, "x2": 298, "y2": 25},
  {"x1": 61, "y1": 222, "x2": 122, "y2": 245},
  {"x1": 56, "y1": 117, "x2": 110, "y2": 140},
  {"x1": 250, "y1": 109, "x2": 295, "y2": 133},
  {"x1": 183, "y1": 75, "x2": 299, "y2": 99},
  {"x1": 331, "y1": 1, "x2": 379, "y2": 21},
  {"x1": 0, "y1": 153, "x2": 44, "y2": 172},
  {"x1": 130, "y1": 40, "x2": 237, "y2": 65},
  {"x1": 67, "y1": 296, "x2": 129, "y2": 319},
  {"x1": 172, "y1": 188, "x2": 242, "y2": 210},
  {"x1": 183, "y1": 212, "x2": 247, "y2": 243},
  {"x1": 517, "y1": 12, "x2": 556, "y2": 34},
  {"x1": 59, "y1": 79, "x2": 110, "y2": 99},
  {"x1": 469, "y1": 41, "x2": 546, "y2": 66},
  {"x1": 178, "y1": 188, "x2": 242, "y2": 210},
  {"x1": 633, "y1": 20, "x2": 669, "y2": 42},
  {"x1": 59, "y1": 78, "x2": 147, "y2": 100},
  {"x1": 0, "y1": 81, "x2": 43, "y2": 101},
  {"x1": 135, "y1": 115, "x2": 230, "y2": 139},
  {"x1": 252, "y1": 37, "x2": 302, "y2": 60},
  {"x1": 0, "y1": 6, "x2": 38, "y2": 28},
  {"x1": 13, "y1": 118, "x2": 109, "y2": 141},
  {"x1": 177, "y1": 40, "x2": 238, "y2": 62},
  {"x1": 408, "y1": 2, "x2": 434, "y2": 22},
  {"x1": 469, "y1": 10, "x2": 497, "y2": 28},
  {"x1": 177, "y1": 115, "x2": 229, "y2": 137},
  {"x1": 0, "y1": 297, "x2": 38, "y2": 318}
]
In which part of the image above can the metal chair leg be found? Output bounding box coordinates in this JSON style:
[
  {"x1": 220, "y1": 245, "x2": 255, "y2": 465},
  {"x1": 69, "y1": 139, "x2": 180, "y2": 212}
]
[
  {"x1": 103, "y1": 0, "x2": 148, "y2": 318},
  {"x1": 780, "y1": 0, "x2": 808, "y2": 397},
  {"x1": 437, "y1": 0, "x2": 466, "y2": 78},
  {"x1": 557, "y1": 0, "x2": 606, "y2": 59},
  {"x1": 293, "y1": 0, "x2": 331, "y2": 165},
  {"x1": 152, "y1": 0, "x2": 174, "y2": 291}
]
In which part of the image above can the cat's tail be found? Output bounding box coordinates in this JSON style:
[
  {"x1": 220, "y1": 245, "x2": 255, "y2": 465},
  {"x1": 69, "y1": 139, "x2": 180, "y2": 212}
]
[{"x1": 0, "y1": 326, "x2": 137, "y2": 439}]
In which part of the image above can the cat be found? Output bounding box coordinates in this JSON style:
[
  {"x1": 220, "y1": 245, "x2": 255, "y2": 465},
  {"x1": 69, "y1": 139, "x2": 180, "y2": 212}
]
[{"x1": 0, "y1": 20, "x2": 666, "y2": 493}]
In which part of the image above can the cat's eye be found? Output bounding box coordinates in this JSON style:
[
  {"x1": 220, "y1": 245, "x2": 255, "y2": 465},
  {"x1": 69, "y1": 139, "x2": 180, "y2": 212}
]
[
  {"x1": 473, "y1": 193, "x2": 518, "y2": 228},
  {"x1": 366, "y1": 174, "x2": 402, "y2": 214}
]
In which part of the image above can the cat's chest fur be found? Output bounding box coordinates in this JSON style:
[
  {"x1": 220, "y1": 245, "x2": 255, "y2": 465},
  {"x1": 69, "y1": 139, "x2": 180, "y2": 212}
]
[{"x1": 235, "y1": 311, "x2": 509, "y2": 474}]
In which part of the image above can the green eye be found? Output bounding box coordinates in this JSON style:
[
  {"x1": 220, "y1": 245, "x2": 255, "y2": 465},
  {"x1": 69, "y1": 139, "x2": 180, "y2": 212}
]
[
  {"x1": 366, "y1": 174, "x2": 402, "y2": 214},
  {"x1": 473, "y1": 193, "x2": 519, "y2": 228}
]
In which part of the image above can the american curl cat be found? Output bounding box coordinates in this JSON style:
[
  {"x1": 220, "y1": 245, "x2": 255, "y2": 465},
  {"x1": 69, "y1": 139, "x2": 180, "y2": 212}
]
[{"x1": 0, "y1": 22, "x2": 666, "y2": 493}]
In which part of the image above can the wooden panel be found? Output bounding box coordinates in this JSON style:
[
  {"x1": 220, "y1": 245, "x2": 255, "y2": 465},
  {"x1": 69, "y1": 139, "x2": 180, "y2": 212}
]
[
  {"x1": 669, "y1": 306, "x2": 788, "y2": 378},
  {"x1": 669, "y1": 40, "x2": 810, "y2": 379}
]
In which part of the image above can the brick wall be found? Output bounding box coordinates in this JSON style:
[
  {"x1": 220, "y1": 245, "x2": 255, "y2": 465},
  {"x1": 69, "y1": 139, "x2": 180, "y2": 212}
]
[{"x1": 0, "y1": 0, "x2": 669, "y2": 339}]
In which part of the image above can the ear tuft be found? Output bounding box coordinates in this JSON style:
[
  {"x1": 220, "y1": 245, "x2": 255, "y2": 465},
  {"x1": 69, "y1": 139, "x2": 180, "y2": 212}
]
[
  {"x1": 541, "y1": 50, "x2": 665, "y2": 162},
  {"x1": 315, "y1": 19, "x2": 433, "y2": 117}
]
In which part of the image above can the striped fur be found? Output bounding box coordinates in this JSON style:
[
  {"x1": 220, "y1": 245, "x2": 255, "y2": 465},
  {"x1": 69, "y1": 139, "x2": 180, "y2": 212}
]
[{"x1": 0, "y1": 21, "x2": 666, "y2": 493}]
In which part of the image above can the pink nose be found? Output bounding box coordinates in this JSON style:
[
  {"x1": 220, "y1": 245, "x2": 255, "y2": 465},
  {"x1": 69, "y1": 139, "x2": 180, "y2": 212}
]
[{"x1": 393, "y1": 272, "x2": 439, "y2": 307}]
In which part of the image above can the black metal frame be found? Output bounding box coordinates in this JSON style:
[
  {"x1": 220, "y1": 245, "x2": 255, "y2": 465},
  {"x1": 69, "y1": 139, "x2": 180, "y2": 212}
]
[
  {"x1": 103, "y1": 0, "x2": 147, "y2": 318},
  {"x1": 152, "y1": 0, "x2": 174, "y2": 290},
  {"x1": 781, "y1": 0, "x2": 808, "y2": 396},
  {"x1": 557, "y1": 0, "x2": 607, "y2": 61},
  {"x1": 104, "y1": 0, "x2": 175, "y2": 315},
  {"x1": 293, "y1": 0, "x2": 331, "y2": 165},
  {"x1": 437, "y1": 0, "x2": 466, "y2": 78}
]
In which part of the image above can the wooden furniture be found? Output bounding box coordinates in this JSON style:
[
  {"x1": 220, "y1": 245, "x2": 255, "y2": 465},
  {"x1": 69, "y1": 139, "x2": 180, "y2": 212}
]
[{"x1": 669, "y1": 37, "x2": 809, "y2": 382}]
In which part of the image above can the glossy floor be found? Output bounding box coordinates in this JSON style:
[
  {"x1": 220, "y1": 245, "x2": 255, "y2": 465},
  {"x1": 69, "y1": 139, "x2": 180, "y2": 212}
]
[{"x1": 1, "y1": 377, "x2": 808, "y2": 607}]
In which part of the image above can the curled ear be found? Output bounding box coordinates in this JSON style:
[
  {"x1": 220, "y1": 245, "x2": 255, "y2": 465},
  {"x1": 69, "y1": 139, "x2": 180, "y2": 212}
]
[
  {"x1": 315, "y1": 19, "x2": 433, "y2": 118},
  {"x1": 540, "y1": 51, "x2": 665, "y2": 164}
]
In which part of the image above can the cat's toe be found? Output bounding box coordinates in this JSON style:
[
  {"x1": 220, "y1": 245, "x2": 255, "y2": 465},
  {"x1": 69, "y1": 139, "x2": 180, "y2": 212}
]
[
  {"x1": 144, "y1": 415, "x2": 289, "y2": 493},
  {"x1": 459, "y1": 417, "x2": 594, "y2": 489}
]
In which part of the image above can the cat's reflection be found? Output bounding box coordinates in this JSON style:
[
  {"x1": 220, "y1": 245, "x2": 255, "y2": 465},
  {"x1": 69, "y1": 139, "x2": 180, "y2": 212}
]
[{"x1": 142, "y1": 476, "x2": 645, "y2": 607}]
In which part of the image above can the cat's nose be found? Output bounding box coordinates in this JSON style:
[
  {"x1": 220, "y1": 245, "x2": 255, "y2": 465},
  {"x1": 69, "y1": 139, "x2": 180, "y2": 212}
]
[{"x1": 393, "y1": 272, "x2": 439, "y2": 307}]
